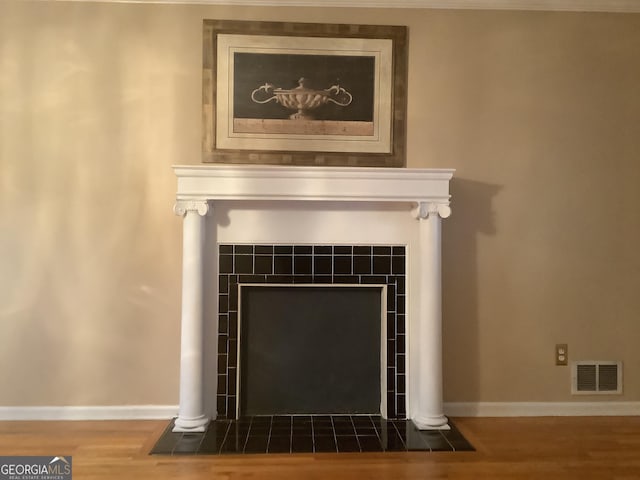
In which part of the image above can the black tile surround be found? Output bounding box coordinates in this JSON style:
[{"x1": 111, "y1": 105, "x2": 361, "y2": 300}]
[
  {"x1": 151, "y1": 416, "x2": 474, "y2": 455},
  {"x1": 217, "y1": 244, "x2": 406, "y2": 419}
]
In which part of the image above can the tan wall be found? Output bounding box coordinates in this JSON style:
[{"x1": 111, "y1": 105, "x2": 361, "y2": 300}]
[{"x1": 1, "y1": 1, "x2": 638, "y2": 406}]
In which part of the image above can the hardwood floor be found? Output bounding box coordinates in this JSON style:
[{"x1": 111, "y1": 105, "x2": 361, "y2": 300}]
[{"x1": 1, "y1": 417, "x2": 639, "y2": 479}]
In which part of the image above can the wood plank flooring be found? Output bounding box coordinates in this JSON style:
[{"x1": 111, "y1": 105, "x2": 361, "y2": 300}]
[{"x1": 1, "y1": 417, "x2": 639, "y2": 479}]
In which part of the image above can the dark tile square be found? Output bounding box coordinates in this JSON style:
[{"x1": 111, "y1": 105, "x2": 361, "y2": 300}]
[
  {"x1": 373, "y1": 255, "x2": 391, "y2": 274},
  {"x1": 353, "y1": 256, "x2": 372, "y2": 274},
  {"x1": 217, "y1": 374, "x2": 227, "y2": 395},
  {"x1": 217, "y1": 354, "x2": 227, "y2": 374},
  {"x1": 397, "y1": 395, "x2": 407, "y2": 417},
  {"x1": 216, "y1": 396, "x2": 226, "y2": 416},
  {"x1": 227, "y1": 375, "x2": 237, "y2": 396},
  {"x1": 270, "y1": 426, "x2": 291, "y2": 436},
  {"x1": 238, "y1": 274, "x2": 265, "y2": 284},
  {"x1": 199, "y1": 426, "x2": 229, "y2": 454},
  {"x1": 353, "y1": 245, "x2": 372, "y2": 255},
  {"x1": 314, "y1": 256, "x2": 332, "y2": 274},
  {"x1": 334, "y1": 245, "x2": 352, "y2": 255},
  {"x1": 244, "y1": 436, "x2": 269, "y2": 453},
  {"x1": 235, "y1": 254, "x2": 253, "y2": 274},
  {"x1": 405, "y1": 431, "x2": 431, "y2": 451},
  {"x1": 274, "y1": 256, "x2": 293, "y2": 274},
  {"x1": 150, "y1": 424, "x2": 182, "y2": 455},
  {"x1": 255, "y1": 245, "x2": 273, "y2": 255},
  {"x1": 392, "y1": 255, "x2": 406, "y2": 274},
  {"x1": 293, "y1": 275, "x2": 313, "y2": 283},
  {"x1": 313, "y1": 245, "x2": 332, "y2": 255},
  {"x1": 352, "y1": 416, "x2": 374, "y2": 427},
  {"x1": 358, "y1": 435, "x2": 383, "y2": 452},
  {"x1": 333, "y1": 275, "x2": 359, "y2": 284},
  {"x1": 313, "y1": 415, "x2": 332, "y2": 424},
  {"x1": 333, "y1": 256, "x2": 352, "y2": 275},
  {"x1": 250, "y1": 426, "x2": 272, "y2": 435},
  {"x1": 387, "y1": 339, "x2": 396, "y2": 358},
  {"x1": 331, "y1": 416, "x2": 352, "y2": 426},
  {"x1": 274, "y1": 245, "x2": 293, "y2": 254},
  {"x1": 392, "y1": 246, "x2": 405, "y2": 256},
  {"x1": 228, "y1": 285, "x2": 238, "y2": 310},
  {"x1": 396, "y1": 314, "x2": 406, "y2": 334},
  {"x1": 234, "y1": 245, "x2": 253, "y2": 255},
  {"x1": 272, "y1": 416, "x2": 291, "y2": 426},
  {"x1": 254, "y1": 256, "x2": 273, "y2": 274},
  {"x1": 336, "y1": 436, "x2": 360, "y2": 452},
  {"x1": 387, "y1": 350, "x2": 396, "y2": 368},
  {"x1": 293, "y1": 416, "x2": 313, "y2": 426},
  {"x1": 219, "y1": 435, "x2": 244, "y2": 454},
  {"x1": 268, "y1": 436, "x2": 291, "y2": 454},
  {"x1": 219, "y1": 275, "x2": 229, "y2": 294},
  {"x1": 313, "y1": 275, "x2": 333, "y2": 283},
  {"x1": 397, "y1": 296, "x2": 406, "y2": 314},
  {"x1": 334, "y1": 425, "x2": 356, "y2": 435},
  {"x1": 397, "y1": 334, "x2": 406, "y2": 354},
  {"x1": 218, "y1": 255, "x2": 233, "y2": 273},
  {"x1": 292, "y1": 435, "x2": 313, "y2": 453},
  {"x1": 294, "y1": 245, "x2": 313, "y2": 254},
  {"x1": 313, "y1": 436, "x2": 337, "y2": 453},
  {"x1": 219, "y1": 244, "x2": 233, "y2": 254},
  {"x1": 266, "y1": 275, "x2": 294, "y2": 284},
  {"x1": 251, "y1": 416, "x2": 272, "y2": 425},
  {"x1": 386, "y1": 284, "x2": 396, "y2": 310},
  {"x1": 360, "y1": 275, "x2": 387, "y2": 284},
  {"x1": 218, "y1": 295, "x2": 228, "y2": 314},
  {"x1": 396, "y1": 355, "x2": 406, "y2": 374},
  {"x1": 218, "y1": 314, "x2": 228, "y2": 335},
  {"x1": 173, "y1": 434, "x2": 204, "y2": 454},
  {"x1": 294, "y1": 256, "x2": 312, "y2": 274},
  {"x1": 228, "y1": 312, "x2": 238, "y2": 338},
  {"x1": 217, "y1": 336, "x2": 228, "y2": 354},
  {"x1": 373, "y1": 246, "x2": 391, "y2": 256},
  {"x1": 227, "y1": 396, "x2": 236, "y2": 417}
]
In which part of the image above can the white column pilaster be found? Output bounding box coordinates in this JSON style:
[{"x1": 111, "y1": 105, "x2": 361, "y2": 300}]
[
  {"x1": 173, "y1": 200, "x2": 210, "y2": 433},
  {"x1": 412, "y1": 201, "x2": 451, "y2": 430}
]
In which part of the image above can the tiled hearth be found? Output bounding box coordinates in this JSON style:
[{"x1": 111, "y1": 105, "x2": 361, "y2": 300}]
[
  {"x1": 151, "y1": 416, "x2": 474, "y2": 455},
  {"x1": 217, "y1": 244, "x2": 406, "y2": 419}
]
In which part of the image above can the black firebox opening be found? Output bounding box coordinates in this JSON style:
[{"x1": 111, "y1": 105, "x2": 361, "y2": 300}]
[{"x1": 239, "y1": 286, "x2": 382, "y2": 416}]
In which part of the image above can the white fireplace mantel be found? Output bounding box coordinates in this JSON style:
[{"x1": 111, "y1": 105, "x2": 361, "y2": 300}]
[
  {"x1": 174, "y1": 164, "x2": 453, "y2": 203},
  {"x1": 172, "y1": 164, "x2": 454, "y2": 432}
]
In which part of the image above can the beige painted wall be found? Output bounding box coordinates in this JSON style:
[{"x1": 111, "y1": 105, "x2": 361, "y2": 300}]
[{"x1": 1, "y1": 1, "x2": 638, "y2": 406}]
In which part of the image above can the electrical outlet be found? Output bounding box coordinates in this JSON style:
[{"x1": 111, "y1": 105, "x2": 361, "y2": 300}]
[{"x1": 555, "y1": 344, "x2": 568, "y2": 366}]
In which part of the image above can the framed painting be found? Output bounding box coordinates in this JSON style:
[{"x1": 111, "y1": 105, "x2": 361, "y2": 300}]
[{"x1": 202, "y1": 20, "x2": 407, "y2": 167}]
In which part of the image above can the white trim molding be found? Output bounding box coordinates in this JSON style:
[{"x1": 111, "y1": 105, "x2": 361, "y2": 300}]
[
  {"x1": 59, "y1": 0, "x2": 640, "y2": 14},
  {"x1": 444, "y1": 402, "x2": 640, "y2": 417},
  {"x1": 0, "y1": 405, "x2": 179, "y2": 421},
  {"x1": 2, "y1": 402, "x2": 637, "y2": 421}
]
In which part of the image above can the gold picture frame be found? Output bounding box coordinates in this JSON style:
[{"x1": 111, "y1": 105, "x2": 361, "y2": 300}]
[{"x1": 202, "y1": 20, "x2": 407, "y2": 167}]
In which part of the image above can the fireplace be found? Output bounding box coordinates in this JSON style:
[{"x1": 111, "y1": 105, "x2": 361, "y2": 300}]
[{"x1": 172, "y1": 165, "x2": 453, "y2": 432}]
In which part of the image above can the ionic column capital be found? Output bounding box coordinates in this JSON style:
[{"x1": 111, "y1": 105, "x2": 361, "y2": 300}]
[
  {"x1": 173, "y1": 200, "x2": 210, "y2": 217},
  {"x1": 412, "y1": 201, "x2": 452, "y2": 220}
]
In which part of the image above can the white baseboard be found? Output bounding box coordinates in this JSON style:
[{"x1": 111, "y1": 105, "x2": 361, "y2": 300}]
[
  {"x1": 444, "y1": 401, "x2": 640, "y2": 417},
  {"x1": 1, "y1": 402, "x2": 638, "y2": 421},
  {"x1": 0, "y1": 405, "x2": 179, "y2": 421}
]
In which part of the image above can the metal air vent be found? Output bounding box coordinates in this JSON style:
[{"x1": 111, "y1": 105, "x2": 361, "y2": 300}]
[{"x1": 572, "y1": 361, "x2": 622, "y2": 395}]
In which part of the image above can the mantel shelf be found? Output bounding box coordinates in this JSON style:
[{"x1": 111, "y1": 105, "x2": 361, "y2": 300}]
[{"x1": 174, "y1": 165, "x2": 454, "y2": 204}]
